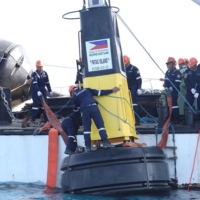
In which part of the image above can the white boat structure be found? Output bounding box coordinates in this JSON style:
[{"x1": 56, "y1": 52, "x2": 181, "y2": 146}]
[{"x1": 0, "y1": 125, "x2": 200, "y2": 190}]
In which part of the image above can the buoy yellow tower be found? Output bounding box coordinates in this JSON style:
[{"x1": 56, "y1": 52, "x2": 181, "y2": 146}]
[{"x1": 80, "y1": 0, "x2": 138, "y2": 143}]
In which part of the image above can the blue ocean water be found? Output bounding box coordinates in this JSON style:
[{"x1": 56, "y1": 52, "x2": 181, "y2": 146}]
[{"x1": 0, "y1": 183, "x2": 200, "y2": 200}]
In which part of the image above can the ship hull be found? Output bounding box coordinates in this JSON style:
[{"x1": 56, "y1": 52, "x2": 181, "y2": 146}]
[{"x1": 0, "y1": 133, "x2": 199, "y2": 189}]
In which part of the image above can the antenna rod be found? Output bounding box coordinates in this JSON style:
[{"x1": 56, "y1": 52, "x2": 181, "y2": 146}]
[{"x1": 83, "y1": 0, "x2": 86, "y2": 9}]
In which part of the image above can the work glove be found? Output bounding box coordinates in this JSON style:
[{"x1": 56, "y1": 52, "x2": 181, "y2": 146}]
[
  {"x1": 50, "y1": 92, "x2": 53, "y2": 96},
  {"x1": 169, "y1": 87, "x2": 173, "y2": 92},
  {"x1": 194, "y1": 93, "x2": 199, "y2": 99},
  {"x1": 191, "y1": 88, "x2": 196, "y2": 94},
  {"x1": 37, "y1": 91, "x2": 42, "y2": 96},
  {"x1": 137, "y1": 89, "x2": 142, "y2": 95}
]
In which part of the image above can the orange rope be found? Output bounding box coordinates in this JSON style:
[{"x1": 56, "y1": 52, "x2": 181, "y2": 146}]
[
  {"x1": 40, "y1": 122, "x2": 52, "y2": 131},
  {"x1": 157, "y1": 91, "x2": 172, "y2": 148},
  {"x1": 122, "y1": 142, "x2": 146, "y2": 147},
  {"x1": 187, "y1": 130, "x2": 200, "y2": 191},
  {"x1": 40, "y1": 95, "x2": 68, "y2": 145}
]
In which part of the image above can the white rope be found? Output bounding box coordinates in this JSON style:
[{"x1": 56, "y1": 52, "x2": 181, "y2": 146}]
[{"x1": 0, "y1": 57, "x2": 76, "y2": 70}]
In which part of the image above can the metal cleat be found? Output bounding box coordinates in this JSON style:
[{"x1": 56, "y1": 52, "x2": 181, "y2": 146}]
[
  {"x1": 165, "y1": 146, "x2": 177, "y2": 150},
  {"x1": 167, "y1": 156, "x2": 178, "y2": 160},
  {"x1": 33, "y1": 129, "x2": 42, "y2": 135}
]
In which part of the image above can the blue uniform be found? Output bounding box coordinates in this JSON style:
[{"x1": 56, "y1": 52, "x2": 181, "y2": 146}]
[
  {"x1": 184, "y1": 68, "x2": 200, "y2": 108},
  {"x1": 72, "y1": 88, "x2": 113, "y2": 147},
  {"x1": 75, "y1": 67, "x2": 83, "y2": 85},
  {"x1": 178, "y1": 66, "x2": 189, "y2": 115},
  {"x1": 61, "y1": 111, "x2": 82, "y2": 152},
  {"x1": 125, "y1": 64, "x2": 142, "y2": 124},
  {"x1": 198, "y1": 64, "x2": 200, "y2": 70},
  {"x1": 164, "y1": 69, "x2": 181, "y2": 121},
  {"x1": 31, "y1": 70, "x2": 52, "y2": 122}
]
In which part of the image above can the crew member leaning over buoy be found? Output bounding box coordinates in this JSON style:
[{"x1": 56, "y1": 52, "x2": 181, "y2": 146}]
[
  {"x1": 68, "y1": 85, "x2": 120, "y2": 152},
  {"x1": 61, "y1": 98, "x2": 82, "y2": 155}
]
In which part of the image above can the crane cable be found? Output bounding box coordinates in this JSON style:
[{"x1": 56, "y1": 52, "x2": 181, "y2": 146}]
[
  {"x1": 116, "y1": 13, "x2": 196, "y2": 114},
  {"x1": 0, "y1": 57, "x2": 76, "y2": 69},
  {"x1": 99, "y1": 95, "x2": 170, "y2": 137}
]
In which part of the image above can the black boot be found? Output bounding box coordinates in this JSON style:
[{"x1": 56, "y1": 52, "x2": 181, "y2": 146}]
[
  {"x1": 157, "y1": 106, "x2": 169, "y2": 128},
  {"x1": 85, "y1": 146, "x2": 92, "y2": 152},
  {"x1": 184, "y1": 107, "x2": 194, "y2": 127},
  {"x1": 181, "y1": 106, "x2": 186, "y2": 125},
  {"x1": 102, "y1": 142, "x2": 115, "y2": 148},
  {"x1": 133, "y1": 106, "x2": 140, "y2": 125},
  {"x1": 64, "y1": 148, "x2": 75, "y2": 155}
]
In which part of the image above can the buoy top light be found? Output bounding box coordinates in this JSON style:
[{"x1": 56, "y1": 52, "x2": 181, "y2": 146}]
[{"x1": 88, "y1": 0, "x2": 107, "y2": 8}]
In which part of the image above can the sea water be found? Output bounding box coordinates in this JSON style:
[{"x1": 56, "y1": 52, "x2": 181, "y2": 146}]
[{"x1": 0, "y1": 183, "x2": 200, "y2": 200}]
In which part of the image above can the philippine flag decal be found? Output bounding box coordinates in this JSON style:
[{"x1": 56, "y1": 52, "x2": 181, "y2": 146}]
[{"x1": 89, "y1": 40, "x2": 108, "y2": 50}]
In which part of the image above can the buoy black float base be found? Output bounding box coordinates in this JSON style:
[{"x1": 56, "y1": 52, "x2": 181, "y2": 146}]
[{"x1": 60, "y1": 146, "x2": 171, "y2": 195}]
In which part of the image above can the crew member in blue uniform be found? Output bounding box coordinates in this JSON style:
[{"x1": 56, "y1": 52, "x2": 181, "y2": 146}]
[
  {"x1": 30, "y1": 60, "x2": 53, "y2": 125},
  {"x1": 184, "y1": 57, "x2": 200, "y2": 110},
  {"x1": 75, "y1": 58, "x2": 83, "y2": 88},
  {"x1": 164, "y1": 57, "x2": 181, "y2": 123},
  {"x1": 68, "y1": 85, "x2": 120, "y2": 152},
  {"x1": 177, "y1": 58, "x2": 189, "y2": 115},
  {"x1": 61, "y1": 110, "x2": 82, "y2": 155},
  {"x1": 123, "y1": 55, "x2": 142, "y2": 125}
]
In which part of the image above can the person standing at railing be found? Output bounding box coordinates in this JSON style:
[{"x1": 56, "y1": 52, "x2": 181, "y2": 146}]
[
  {"x1": 29, "y1": 60, "x2": 53, "y2": 126},
  {"x1": 184, "y1": 57, "x2": 200, "y2": 125},
  {"x1": 164, "y1": 57, "x2": 181, "y2": 124},
  {"x1": 177, "y1": 58, "x2": 189, "y2": 115},
  {"x1": 178, "y1": 58, "x2": 188, "y2": 71},
  {"x1": 123, "y1": 55, "x2": 142, "y2": 126}
]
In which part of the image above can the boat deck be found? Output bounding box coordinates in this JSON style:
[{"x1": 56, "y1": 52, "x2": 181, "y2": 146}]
[
  {"x1": 0, "y1": 120, "x2": 200, "y2": 136},
  {"x1": 2, "y1": 95, "x2": 198, "y2": 136},
  {"x1": 0, "y1": 120, "x2": 44, "y2": 135}
]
